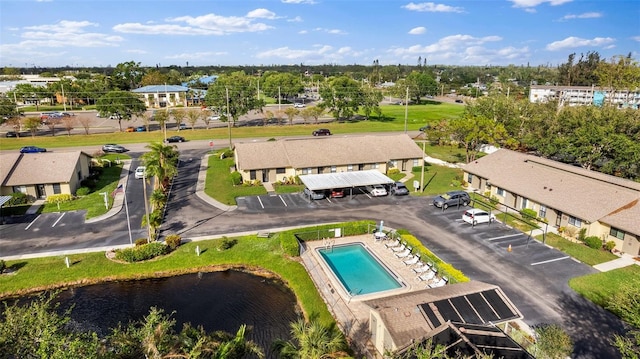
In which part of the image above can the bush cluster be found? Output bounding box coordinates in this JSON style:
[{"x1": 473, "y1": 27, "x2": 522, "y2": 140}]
[
  {"x1": 135, "y1": 238, "x2": 149, "y2": 246},
  {"x1": 584, "y1": 236, "x2": 603, "y2": 249},
  {"x1": 401, "y1": 234, "x2": 469, "y2": 284},
  {"x1": 7, "y1": 192, "x2": 28, "y2": 206},
  {"x1": 218, "y1": 237, "x2": 237, "y2": 250},
  {"x1": 604, "y1": 241, "x2": 616, "y2": 251},
  {"x1": 387, "y1": 168, "x2": 400, "y2": 175},
  {"x1": 519, "y1": 208, "x2": 537, "y2": 220},
  {"x1": 230, "y1": 172, "x2": 242, "y2": 186},
  {"x1": 164, "y1": 234, "x2": 182, "y2": 250},
  {"x1": 46, "y1": 194, "x2": 73, "y2": 204},
  {"x1": 115, "y1": 242, "x2": 170, "y2": 262}
]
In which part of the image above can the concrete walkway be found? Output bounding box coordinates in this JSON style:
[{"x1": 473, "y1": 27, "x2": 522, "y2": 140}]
[{"x1": 594, "y1": 253, "x2": 639, "y2": 272}]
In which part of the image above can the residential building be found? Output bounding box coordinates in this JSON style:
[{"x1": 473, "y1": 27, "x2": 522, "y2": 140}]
[
  {"x1": 529, "y1": 85, "x2": 640, "y2": 109},
  {"x1": 0, "y1": 151, "x2": 93, "y2": 199},
  {"x1": 131, "y1": 85, "x2": 190, "y2": 108},
  {"x1": 463, "y1": 149, "x2": 640, "y2": 254},
  {"x1": 233, "y1": 134, "x2": 425, "y2": 183}
]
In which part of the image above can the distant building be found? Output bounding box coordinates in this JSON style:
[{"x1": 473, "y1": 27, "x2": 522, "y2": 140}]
[
  {"x1": 132, "y1": 85, "x2": 190, "y2": 108},
  {"x1": 529, "y1": 85, "x2": 640, "y2": 109}
]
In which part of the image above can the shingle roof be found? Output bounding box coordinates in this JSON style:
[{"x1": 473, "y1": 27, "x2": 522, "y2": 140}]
[
  {"x1": 235, "y1": 134, "x2": 424, "y2": 171},
  {"x1": 463, "y1": 149, "x2": 640, "y2": 233},
  {"x1": 1, "y1": 151, "x2": 92, "y2": 186},
  {"x1": 364, "y1": 281, "x2": 521, "y2": 349},
  {"x1": 132, "y1": 85, "x2": 190, "y2": 93}
]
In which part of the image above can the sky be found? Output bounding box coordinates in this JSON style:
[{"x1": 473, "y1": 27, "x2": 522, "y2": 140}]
[{"x1": 1, "y1": 0, "x2": 638, "y2": 69}]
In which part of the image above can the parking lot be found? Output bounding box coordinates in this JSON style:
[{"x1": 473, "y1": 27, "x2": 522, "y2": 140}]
[{"x1": 236, "y1": 188, "x2": 412, "y2": 212}]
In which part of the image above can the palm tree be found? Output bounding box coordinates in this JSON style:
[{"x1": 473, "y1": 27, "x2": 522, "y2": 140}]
[
  {"x1": 273, "y1": 318, "x2": 348, "y2": 359},
  {"x1": 142, "y1": 142, "x2": 179, "y2": 191}
]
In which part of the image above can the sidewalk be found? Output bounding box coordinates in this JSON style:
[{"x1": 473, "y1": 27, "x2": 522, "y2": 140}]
[
  {"x1": 85, "y1": 159, "x2": 131, "y2": 223},
  {"x1": 594, "y1": 253, "x2": 639, "y2": 272}
]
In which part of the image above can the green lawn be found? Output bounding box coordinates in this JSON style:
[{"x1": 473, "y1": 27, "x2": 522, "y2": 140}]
[
  {"x1": 204, "y1": 154, "x2": 266, "y2": 205},
  {"x1": 569, "y1": 265, "x2": 640, "y2": 308},
  {"x1": 0, "y1": 232, "x2": 333, "y2": 325},
  {"x1": 41, "y1": 163, "x2": 123, "y2": 219},
  {"x1": 540, "y1": 233, "x2": 618, "y2": 266},
  {"x1": 412, "y1": 163, "x2": 465, "y2": 196},
  {"x1": 274, "y1": 183, "x2": 305, "y2": 194}
]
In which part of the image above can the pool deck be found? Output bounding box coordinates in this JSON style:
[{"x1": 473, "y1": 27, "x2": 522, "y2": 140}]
[{"x1": 301, "y1": 233, "x2": 437, "y2": 357}]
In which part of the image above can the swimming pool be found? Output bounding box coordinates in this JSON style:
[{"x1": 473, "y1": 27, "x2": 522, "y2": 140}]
[{"x1": 318, "y1": 243, "x2": 403, "y2": 296}]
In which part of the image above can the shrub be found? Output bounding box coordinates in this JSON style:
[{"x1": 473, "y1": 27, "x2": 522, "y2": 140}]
[
  {"x1": 584, "y1": 236, "x2": 602, "y2": 249},
  {"x1": 520, "y1": 208, "x2": 537, "y2": 220},
  {"x1": 75, "y1": 187, "x2": 91, "y2": 196},
  {"x1": 0, "y1": 259, "x2": 5, "y2": 273},
  {"x1": 604, "y1": 241, "x2": 616, "y2": 251},
  {"x1": 218, "y1": 237, "x2": 237, "y2": 250},
  {"x1": 578, "y1": 228, "x2": 587, "y2": 242},
  {"x1": 7, "y1": 192, "x2": 28, "y2": 206},
  {"x1": 46, "y1": 194, "x2": 73, "y2": 204},
  {"x1": 387, "y1": 168, "x2": 400, "y2": 175},
  {"x1": 450, "y1": 179, "x2": 461, "y2": 187},
  {"x1": 400, "y1": 234, "x2": 469, "y2": 284},
  {"x1": 164, "y1": 234, "x2": 182, "y2": 250},
  {"x1": 115, "y1": 242, "x2": 170, "y2": 262},
  {"x1": 135, "y1": 238, "x2": 148, "y2": 246},
  {"x1": 411, "y1": 166, "x2": 425, "y2": 172},
  {"x1": 230, "y1": 171, "x2": 242, "y2": 185},
  {"x1": 80, "y1": 178, "x2": 96, "y2": 189}
]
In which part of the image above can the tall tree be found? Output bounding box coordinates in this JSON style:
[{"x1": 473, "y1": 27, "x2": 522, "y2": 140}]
[
  {"x1": 318, "y1": 75, "x2": 364, "y2": 120},
  {"x1": 141, "y1": 142, "x2": 179, "y2": 191},
  {"x1": 110, "y1": 61, "x2": 144, "y2": 90},
  {"x1": 140, "y1": 70, "x2": 170, "y2": 87},
  {"x1": 96, "y1": 90, "x2": 147, "y2": 131},
  {"x1": 204, "y1": 71, "x2": 264, "y2": 127},
  {"x1": 171, "y1": 108, "x2": 187, "y2": 131},
  {"x1": 262, "y1": 72, "x2": 304, "y2": 101},
  {"x1": 272, "y1": 318, "x2": 348, "y2": 359},
  {"x1": 447, "y1": 113, "x2": 507, "y2": 163}
]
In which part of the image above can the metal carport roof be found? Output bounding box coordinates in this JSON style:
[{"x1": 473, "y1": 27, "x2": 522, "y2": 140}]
[{"x1": 299, "y1": 170, "x2": 394, "y2": 191}]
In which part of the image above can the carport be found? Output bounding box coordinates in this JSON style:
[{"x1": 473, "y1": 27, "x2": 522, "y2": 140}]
[
  {"x1": 0, "y1": 195, "x2": 12, "y2": 224},
  {"x1": 299, "y1": 170, "x2": 394, "y2": 199}
]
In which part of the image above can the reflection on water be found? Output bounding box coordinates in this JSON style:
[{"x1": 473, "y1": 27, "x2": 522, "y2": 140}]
[{"x1": 51, "y1": 270, "x2": 299, "y2": 357}]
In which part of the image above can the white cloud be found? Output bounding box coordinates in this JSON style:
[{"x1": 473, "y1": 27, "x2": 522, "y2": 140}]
[
  {"x1": 546, "y1": 36, "x2": 615, "y2": 51},
  {"x1": 312, "y1": 27, "x2": 347, "y2": 35},
  {"x1": 561, "y1": 12, "x2": 602, "y2": 20},
  {"x1": 115, "y1": 13, "x2": 274, "y2": 36},
  {"x1": 408, "y1": 27, "x2": 426, "y2": 35},
  {"x1": 298, "y1": 30, "x2": 308, "y2": 34},
  {"x1": 632, "y1": 36, "x2": 640, "y2": 42},
  {"x1": 255, "y1": 44, "x2": 362, "y2": 64},
  {"x1": 288, "y1": 16, "x2": 303, "y2": 23},
  {"x1": 246, "y1": 8, "x2": 278, "y2": 19},
  {"x1": 403, "y1": 2, "x2": 464, "y2": 13},
  {"x1": 166, "y1": 51, "x2": 228, "y2": 60},
  {"x1": 509, "y1": 0, "x2": 572, "y2": 9},
  {"x1": 7, "y1": 20, "x2": 123, "y2": 50},
  {"x1": 125, "y1": 49, "x2": 147, "y2": 54}
]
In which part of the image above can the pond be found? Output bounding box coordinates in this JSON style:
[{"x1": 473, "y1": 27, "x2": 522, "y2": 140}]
[{"x1": 18, "y1": 270, "x2": 300, "y2": 358}]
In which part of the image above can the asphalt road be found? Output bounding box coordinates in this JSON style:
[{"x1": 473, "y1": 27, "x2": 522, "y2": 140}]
[{"x1": 0, "y1": 145, "x2": 627, "y2": 358}]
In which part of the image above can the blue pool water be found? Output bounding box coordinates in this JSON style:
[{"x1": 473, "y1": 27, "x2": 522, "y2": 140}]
[{"x1": 318, "y1": 243, "x2": 402, "y2": 296}]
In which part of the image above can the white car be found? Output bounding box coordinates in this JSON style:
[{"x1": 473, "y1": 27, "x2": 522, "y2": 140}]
[
  {"x1": 462, "y1": 208, "x2": 496, "y2": 225},
  {"x1": 367, "y1": 184, "x2": 388, "y2": 197},
  {"x1": 135, "y1": 166, "x2": 146, "y2": 179},
  {"x1": 293, "y1": 103, "x2": 305, "y2": 108}
]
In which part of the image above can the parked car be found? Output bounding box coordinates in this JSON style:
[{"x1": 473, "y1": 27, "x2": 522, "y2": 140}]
[
  {"x1": 433, "y1": 190, "x2": 470, "y2": 209},
  {"x1": 20, "y1": 146, "x2": 47, "y2": 153},
  {"x1": 102, "y1": 144, "x2": 127, "y2": 153},
  {"x1": 166, "y1": 136, "x2": 185, "y2": 143},
  {"x1": 312, "y1": 128, "x2": 331, "y2": 136},
  {"x1": 135, "y1": 126, "x2": 146, "y2": 132},
  {"x1": 330, "y1": 189, "x2": 345, "y2": 198},
  {"x1": 208, "y1": 115, "x2": 221, "y2": 121},
  {"x1": 455, "y1": 99, "x2": 464, "y2": 104},
  {"x1": 125, "y1": 126, "x2": 135, "y2": 132},
  {"x1": 303, "y1": 187, "x2": 325, "y2": 200},
  {"x1": 179, "y1": 123, "x2": 188, "y2": 130},
  {"x1": 367, "y1": 184, "x2": 388, "y2": 197},
  {"x1": 419, "y1": 125, "x2": 430, "y2": 132},
  {"x1": 462, "y1": 208, "x2": 496, "y2": 225},
  {"x1": 5, "y1": 131, "x2": 17, "y2": 138},
  {"x1": 390, "y1": 182, "x2": 409, "y2": 196},
  {"x1": 293, "y1": 103, "x2": 305, "y2": 108},
  {"x1": 135, "y1": 166, "x2": 146, "y2": 179}
]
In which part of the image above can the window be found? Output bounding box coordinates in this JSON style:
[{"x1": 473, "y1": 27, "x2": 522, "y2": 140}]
[
  {"x1": 371, "y1": 163, "x2": 379, "y2": 169},
  {"x1": 609, "y1": 227, "x2": 625, "y2": 240},
  {"x1": 413, "y1": 159, "x2": 419, "y2": 167},
  {"x1": 521, "y1": 198, "x2": 529, "y2": 209},
  {"x1": 330, "y1": 166, "x2": 337, "y2": 173},
  {"x1": 539, "y1": 205, "x2": 547, "y2": 218},
  {"x1": 13, "y1": 186, "x2": 27, "y2": 194},
  {"x1": 250, "y1": 170, "x2": 256, "y2": 180},
  {"x1": 52, "y1": 183, "x2": 61, "y2": 194},
  {"x1": 302, "y1": 168, "x2": 312, "y2": 175},
  {"x1": 317, "y1": 167, "x2": 324, "y2": 174},
  {"x1": 390, "y1": 160, "x2": 397, "y2": 168},
  {"x1": 496, "y1": 187, "x2": 505, "y2": 196},
  {"x1": 77, "y1": 171, "x2": 82, "y2": 181},
  {"x1": 347, "y1": 164, "x2": 353, "y2": 172},
  {"x1": 467, "y1": 173, "x2": 473, "y2": 183},
  {"x1": 358, "y1": 164, "x2": 365, "y2": 171},
  {"x1": 276, "y1": 168, "x2": 285, "y2": 174},
  {"x1": 568, "y1": 216, "x2": 582, "y2": 227}
]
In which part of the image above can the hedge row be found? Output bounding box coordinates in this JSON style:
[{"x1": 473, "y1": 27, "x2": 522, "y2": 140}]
[{"x1": 115, "y1": 242, "x2": 170, "y2": 262}]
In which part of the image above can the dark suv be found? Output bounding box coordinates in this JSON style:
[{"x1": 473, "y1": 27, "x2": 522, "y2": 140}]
[
  {"x1": 432, "y1": 190, "x2": 470, "y2": 209},
  {"x1": 312, "y1": 128, "x2": 331, "y2": 136}
]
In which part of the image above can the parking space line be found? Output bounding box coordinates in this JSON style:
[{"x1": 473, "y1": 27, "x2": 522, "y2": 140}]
[
  {"x1": 257, "y1": 196, "x2": 264, "y2": 209},
  {"x1": 530, "y1": 256, "x2": 570, "y2": 266},
  {"x1": 484, "y1": 233, "x2": 524, "y2": 241},
  {"x1": 52, "y1": 213, "x2": 66, "y2": 227},
  {"x1": 25, "y1": 215, "x2": 40, "y2": 230},
  {"x1": 279, "y1": 195, "x2": 288, "y2": 207}
]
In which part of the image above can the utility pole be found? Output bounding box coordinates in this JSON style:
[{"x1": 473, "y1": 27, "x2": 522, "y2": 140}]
[
  {"x1": 404, "y1": 86, "x2": 409, "y2": 133},
  {"x1": 61, "y1": 83, "x2": 67, "y2": 111},
  {"x1": 226, "y1": 86, "x2": 232, "y2": 150},
  {"x1": 420, "y1": 140, "x2": 426, "y2": 193},
  {"x1": 143, "y1": 175, "x2": 151, "y2": 243}
]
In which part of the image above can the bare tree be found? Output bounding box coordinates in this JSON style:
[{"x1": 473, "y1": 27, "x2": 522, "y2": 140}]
[
  {"x1": 61, "y1": 116, "x2": 75, "y2": 136},
  {"x1": 186, "y1": 109, "x2": 201, "y2": 130},
  {"x1": 45, "y1": 117, "x2": 61, "y2": 136},
  {"x1": 78, "y1": 116, "x2": 91, "y2": 135}
]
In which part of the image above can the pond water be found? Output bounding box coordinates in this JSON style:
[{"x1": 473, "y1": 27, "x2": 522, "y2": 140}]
[{"x1": 18, "y1": 271, "x2": 300, "y2": 357}]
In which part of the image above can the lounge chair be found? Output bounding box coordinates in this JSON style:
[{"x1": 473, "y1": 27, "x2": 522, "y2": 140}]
[
  {"x1": 417, "y1": 270, "x2": 436, "y2": 282},
  {"x1": 395, "y1": 248, "x2": 412, "y2": 258},
  {"x1": 391, "y1": 243, "x2": 407, "y2": 252},
  {"x1": 403, "y1": 254, "x2": 421, "y2": 266},
  {"x1": 428, "y1": 277, "x2": 448, "y2": 288},
  {"x1": 384, "y1": 239, "x2": 400, "y2": 249},
  {"x1": 412, "y1": 263, "x2": 431, "y2": 274}
]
